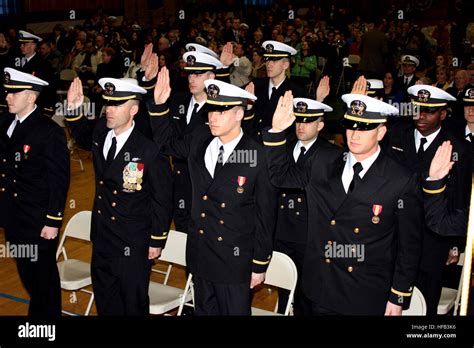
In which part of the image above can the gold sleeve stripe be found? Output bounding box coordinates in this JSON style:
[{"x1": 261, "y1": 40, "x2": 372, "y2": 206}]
[
  {"x1": 149, "y1": 109, "x2": 169, "y2": 117},
  {"x1": 151, "y1": 235, "x2": 168, "y2": 240},
  {"x1": 253, "y1": 259, "x2": 270, "y2": 265},
  {"x1": 65, "y1": 114, "x2": 84, "y2": 122},
  {"x1": 391, "y1": 288, "x2": 412, "y2": 297},
  {"x1": 423, "y1": 185, "x2": 446, "y2": 194},
  {"x1": 143, "y1": 84, "x2": 156, "y2": 90},
  {"x1": 216, "y1": 73, "x2": 230, "y2": 77},
  {"x1": 243, "y1": 114, "x2": 254, "y2": 121},
  {"x1": 46, "y1": 215, "x2": 63, "y2": 221},
  {"x1": 263, "y1": 139, "x2": 286, "y2": 147}
]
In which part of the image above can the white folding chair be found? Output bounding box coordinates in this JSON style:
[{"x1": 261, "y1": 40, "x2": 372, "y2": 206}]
[
  {"x1": 56, "y1": 211, "x2": 94, "y2": 316},
  {"x1": 149, "y1": 230, "x2": 194, "y2": 315},
  {"x1": 402, "y1": 287, "x2": 427, "y2": 315},
  {"x1": 438, "y1": 253, "x2": 465, "y2": 315},
  {"x1": 251, "y1": 251, "x2": 298, "y2": 316}
]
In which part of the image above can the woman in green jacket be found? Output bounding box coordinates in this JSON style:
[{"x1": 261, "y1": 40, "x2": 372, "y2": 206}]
[{"x1": 291, "y1": 40, "x2": 317, "y2": 88}]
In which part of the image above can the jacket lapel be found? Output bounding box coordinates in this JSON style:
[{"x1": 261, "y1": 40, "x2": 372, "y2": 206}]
[{"x1": 326, "y1": 153, "x2": 347, "y2": 211}]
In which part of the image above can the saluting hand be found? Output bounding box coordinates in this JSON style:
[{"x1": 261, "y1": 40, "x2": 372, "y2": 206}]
[
  {"x1": 220, "y1": 42, "x2": 234, "y2": 67},
  {"x1": 153, "y1": 66, "x2": 171, "y2": 105},
  {"x1": 271, "y1": 90, "x2": 295, "y2": 132},
  {"x1": 429, "y1": 141, "x2": 454, "y2": 180},
  {"x1": 67, "y1": 77, "x2": 84, "y2": 110},
  {"x1": 250, "y1": 272, "x2": 265, "y2": 289},
  {"x1": 316, "y1": 75, "x2": 330, "y2": 102},
  {"x1": 351, "y1": 75, "x2": 368, "y2": 95}
]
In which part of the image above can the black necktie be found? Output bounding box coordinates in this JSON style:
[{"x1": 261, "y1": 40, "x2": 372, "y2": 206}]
[
  {"x1": 296, "y1": 146, "x2": 306, "y2": 165},
  {"x1": 270, "y1": 87, "x2": 277, "y2": 99},
  {"x1": 417, "y1": 137, "x2": 427, "y2": 157},
  {"x1": 189, "y1": 103, "x2": 199, "y2": 124},
  {"x1": 348, "y1": 162, "x2": 363, "y2": 193},
  {"x1": 106, "y1": 137, "x2": 117, "y2": 165},
  {"x1": 214, "y1": 145, "x2": 224, "y2": 176}
]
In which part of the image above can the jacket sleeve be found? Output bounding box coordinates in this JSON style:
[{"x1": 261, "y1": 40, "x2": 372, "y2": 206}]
[
  {"x1": 147, "y1": 101, "x2": 192, "y2": 159},
  {"x1": 389, "y1": 173, "x2": 423, "y2": 309},
  {"x1": 262, "y1": 128, "x2": 311, "y2": 189},
  {"x1": 252, "y1": 150, "x2": 277, "y2": 273},
  {"x1": 44, "y1": 125, "x2": 70, "y2": 228},
  {"x1": 149, "y1": 151, "x2": 173, "y2": 248},
  {"x1": 423, "y1": 178, "x2": 468, "y2": 236}
]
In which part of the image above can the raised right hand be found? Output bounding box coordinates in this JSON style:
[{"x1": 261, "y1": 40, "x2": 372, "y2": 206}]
[
  {"x1": 67, "y1": 77, "x2": 84, "y2": 110},
  {"x1": 429, "y1": 141, "x2": 454, "y2": 180},
  {"x1": 154, "y1": 66, "x2": 171, "y2": 105},
  {"x1": 272, "y1": 90, "x2": 295, "y2": 132},
  {"x1": 140, "y1": 43, "x2": 153, "y2": 70}
]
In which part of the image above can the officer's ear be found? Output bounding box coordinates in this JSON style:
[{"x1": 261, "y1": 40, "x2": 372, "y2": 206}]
[
  {"x1": 129, "y1": 100, "x2": 140, "y2": 117},
  {"x1": 376, "y1": 124, "x2": 387, "y2": 141},
  {"x1": 440, "y1": 108, "x2": 448, "y2": 121},
  {"x1": 26, "y1": 90, "x2": 39, "y2": 104},
  {"x1": 234, "y1": 106, "x2": 244, "y2": 121},
  {"x1": 208, "y1": 71, "x2": 216, "y2": 80},
  {"x1": 317, "y1": 118, "x2": 325, "y2": 132},
  {"x1": 282, "y1": 58, "x2": 290, "y2": 70}
]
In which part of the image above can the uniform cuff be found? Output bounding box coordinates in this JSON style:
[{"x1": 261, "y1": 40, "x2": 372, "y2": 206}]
[
  {"x1": 388, "y1": 287, "x2": 413, "y2": 310},
  {"x1": 137, "y1": 70, "x2": 157, "y2": 90},
  {"x1": 150, "y1": 231, "x2": 168, "y2": 248},
  {"x1": 423, "y1": 178, "x2": 446, "y2": 194},
  {"x1": 45, "y1": 213, "x2": 64, "y2": 228},
  {"x1": 147, "y1": 101, "x2": 169, "y2": 116},
  {"x1": 252, "y1": 255, "x2": 272, "y2": 273},
  {"x1": 262, "y1": 127, "x2": 286, "y2": 147}
]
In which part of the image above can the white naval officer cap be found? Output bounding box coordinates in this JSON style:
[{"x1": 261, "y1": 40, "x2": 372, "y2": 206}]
[
  {"x1": 401, "y1": 55, "x2": 420, "y2": 67},
  {"x1": 366, "y1": 79, "x2": 384, "y2": 97},
  {"x1": 18, "y1": 30, "x2": 42, "y2": 43},
  {"x1": 183, "y1": 51, "x2": 223, "y2": 74},
  {"x1": 262, "y1": 40, "x2": 297, "y2": 60},
  {"x1": 3, "y1": 67, "x2": 48, "y2": 93},
  {"x1": 99, "y1": 77, "x2": 146, "y2": 105},
  {"x1": 407, "y1": 84, "x2": 456, "y2": 109},
  {"x1": 204, "y1": 79, "x2": 256, "y2": 111},
  {"x1": 185, "y1": 43, "x2": 219, "y2": 59},
  {"x1": 293, "y1": 98, "x2": 333, "y2": 123},
  {"x1": 341, "y1": 94, "x2": 399, "y2": 130}
]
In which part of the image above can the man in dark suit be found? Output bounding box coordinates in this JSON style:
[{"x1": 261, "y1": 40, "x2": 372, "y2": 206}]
[
  {"x1": 263, "y1": 92, "x2": 423, "y2": 315},
  {"x1": 457, "y1": 87, "x2": 474, "y2": 172},
  {"x1": 12, "y1": 31, "x2": 55, "y2": 117},
  {"x1": 384, "y1": 84, "x2": 471, "y2": 315},
  {"x1": 155, "y1": 49, "x2": 223, "y2": 234},
  {"x1": 0, "y1": 68, "x2": 70, "y2": 316},
  {"x1": 396, "y1": 55, "x2": 420, "y2": 102},
  {"x1": 149, "y1": 71, "x2": 277, "y2": 315},
  {"x1": 245, "y1": 40, "x2": 305, "y2": 140},
  {"x1": 65, "y1": 77, "x2": 173, "y2": 315},
  {"x1": 274, "y1": 97, "x2": 337, "y2": 316}
]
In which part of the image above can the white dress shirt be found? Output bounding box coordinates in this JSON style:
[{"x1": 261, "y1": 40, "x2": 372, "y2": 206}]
[
  {"x1": 465, "y1": 125, "x2": 473, "y2": 142},
  {"x1": 268, "y1": 78, "x2": 286, "y2": 99},
  {"x1": 7, "y1": 105, "x2": 37, "y2": 138},
  {"x1": 186, "y1": 97, "x2": 206, "y2": 125},
  {"x1": 342, "y1": 146, "x2": 381, "y2": 193},
  {"x1": 103, "y1": 122, "x2": 135, "y2": 160},
  {"x1": 414, "y1": 127, "x2": 441, "y2": 152},
  {"x1": 205, "y1": 129, "x2": 244, "y2": 178},
  {"x1": 293, "y1": 137, "x2": 317, "y2": 162},
  {"x1": 404, "y1": 74, "x2": 414, "y2": 86}
]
